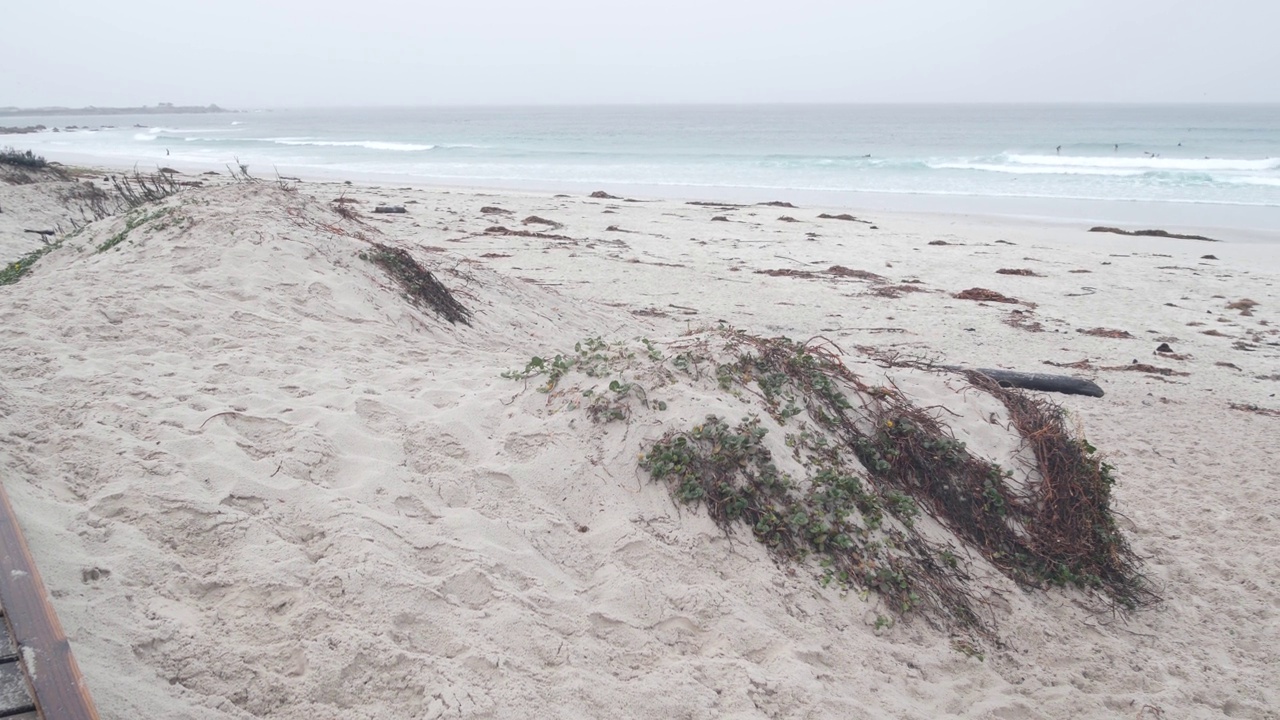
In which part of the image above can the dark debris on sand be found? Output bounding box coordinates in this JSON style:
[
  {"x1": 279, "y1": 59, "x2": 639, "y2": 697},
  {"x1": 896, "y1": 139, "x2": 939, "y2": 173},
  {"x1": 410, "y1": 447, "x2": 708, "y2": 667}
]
[{"x1": 361, "y1": 243, "x2": 472, "y2": 325}]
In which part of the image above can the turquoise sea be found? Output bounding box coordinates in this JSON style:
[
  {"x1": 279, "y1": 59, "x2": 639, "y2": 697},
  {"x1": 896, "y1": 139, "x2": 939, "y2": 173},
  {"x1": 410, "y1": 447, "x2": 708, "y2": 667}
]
[{"x1": 6, "y1": 105, "x2": 1279, "y2": 229}]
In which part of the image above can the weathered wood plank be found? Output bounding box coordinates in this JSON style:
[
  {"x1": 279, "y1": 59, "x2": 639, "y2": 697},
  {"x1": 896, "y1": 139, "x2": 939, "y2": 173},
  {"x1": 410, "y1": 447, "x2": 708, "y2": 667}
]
[
  {"x1": 0, "y1": 617, "x2": 17, "y2": 662},
  {"x1": 0, "y1": 660, "x2": 36, "y2": 716},
  {"x1": 0, "y1": 481, "x2": 101, "y2": 719}
]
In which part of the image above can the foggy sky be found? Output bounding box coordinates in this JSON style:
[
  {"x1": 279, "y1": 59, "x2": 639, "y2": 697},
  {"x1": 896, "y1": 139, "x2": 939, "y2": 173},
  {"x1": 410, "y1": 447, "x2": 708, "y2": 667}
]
[{"x1": 3, "y1": 0, "x2": 1277, "y2": 108}]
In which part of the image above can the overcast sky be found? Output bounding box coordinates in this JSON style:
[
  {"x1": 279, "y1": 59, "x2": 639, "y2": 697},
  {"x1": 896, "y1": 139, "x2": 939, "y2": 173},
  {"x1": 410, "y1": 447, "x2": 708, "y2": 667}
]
[{"x1": 3, "y1": 0, "x2": 1276, "y2": 107}]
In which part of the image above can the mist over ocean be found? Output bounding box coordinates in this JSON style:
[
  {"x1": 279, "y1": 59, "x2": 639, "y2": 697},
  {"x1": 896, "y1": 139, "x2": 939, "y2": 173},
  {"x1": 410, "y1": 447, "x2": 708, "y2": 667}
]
[{"x1": 8, "y1": 104, "x2": 1279, "y2": 228}]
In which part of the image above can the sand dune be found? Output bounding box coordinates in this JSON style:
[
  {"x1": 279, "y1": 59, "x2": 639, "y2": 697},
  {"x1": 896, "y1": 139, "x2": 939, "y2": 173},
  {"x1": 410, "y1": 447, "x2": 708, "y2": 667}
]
[{"x1": 1, "y1": 174, "x2": 1277, "y2": 719}]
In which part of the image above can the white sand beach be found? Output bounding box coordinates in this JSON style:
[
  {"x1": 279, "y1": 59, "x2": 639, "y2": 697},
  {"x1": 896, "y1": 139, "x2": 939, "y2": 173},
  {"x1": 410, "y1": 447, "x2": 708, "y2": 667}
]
[{"x1": 2, "y1": 166, "x2": 1278, "y2": 719}]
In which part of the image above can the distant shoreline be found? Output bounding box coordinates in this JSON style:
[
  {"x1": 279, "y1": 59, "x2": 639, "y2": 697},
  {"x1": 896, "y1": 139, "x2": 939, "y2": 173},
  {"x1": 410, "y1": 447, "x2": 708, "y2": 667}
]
[
  {"x1": 9, "y1": 151, "x2": 1273, "y2": 260},
  {"x1": 7, "y1": 103, "x2": 1277, "y2": 236},
  {"x1": 0, "y1": 104, "x2": 231, "y2": 118}
]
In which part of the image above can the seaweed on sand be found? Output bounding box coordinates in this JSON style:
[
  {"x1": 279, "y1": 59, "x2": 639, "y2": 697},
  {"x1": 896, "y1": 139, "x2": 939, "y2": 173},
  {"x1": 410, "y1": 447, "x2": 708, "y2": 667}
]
[
  {"x1": 361, "y1": 243, "x2": 472, "y2": 326},
  {"x1": 642, "y1": 331, "x2": 1155, "y2": 633},
  {"x1": 506, "y1": 328, "x2": 1156, "y2": 635}
]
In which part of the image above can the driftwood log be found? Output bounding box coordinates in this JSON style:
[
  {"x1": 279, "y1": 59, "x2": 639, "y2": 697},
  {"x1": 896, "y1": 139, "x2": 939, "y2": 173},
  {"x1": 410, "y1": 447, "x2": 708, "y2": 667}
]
[{"x1": 946, "y1": 366, "x2": 1104, "y2": 398}]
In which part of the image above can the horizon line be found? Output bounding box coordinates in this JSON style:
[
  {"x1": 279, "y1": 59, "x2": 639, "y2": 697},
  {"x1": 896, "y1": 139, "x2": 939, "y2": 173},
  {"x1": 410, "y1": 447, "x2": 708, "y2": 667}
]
[{"x1": 5, "y1": 100, "x2": 1280, "y2": 114}]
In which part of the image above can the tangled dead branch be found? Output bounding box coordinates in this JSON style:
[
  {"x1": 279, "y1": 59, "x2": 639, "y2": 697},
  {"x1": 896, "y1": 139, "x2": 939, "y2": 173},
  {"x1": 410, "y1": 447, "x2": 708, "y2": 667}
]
[
  {"x1": 111, "y1": 170, "x2": 181, "y2": 210},
  {"x1": 58, "y1": 170, "x2": 183, "y2": 232}
]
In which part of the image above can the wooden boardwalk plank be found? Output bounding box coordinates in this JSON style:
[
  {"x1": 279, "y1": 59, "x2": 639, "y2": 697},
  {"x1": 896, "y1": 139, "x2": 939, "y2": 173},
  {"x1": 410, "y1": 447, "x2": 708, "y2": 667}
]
[
  {"x1": 0, "y1": 481, "x2": 100, "y2": 719},
  {"x1": 0, "y1": 618, "x2": 17, "y2": 662},
  {"x1": 0, "y1": 660, "x2": 36, "y2": 716}
]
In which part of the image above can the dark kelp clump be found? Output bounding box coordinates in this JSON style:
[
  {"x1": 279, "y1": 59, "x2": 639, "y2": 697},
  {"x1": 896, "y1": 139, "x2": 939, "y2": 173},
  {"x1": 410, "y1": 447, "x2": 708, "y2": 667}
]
[{"x1": 361, "y1": 243, "x2": 471, "y2": 325}]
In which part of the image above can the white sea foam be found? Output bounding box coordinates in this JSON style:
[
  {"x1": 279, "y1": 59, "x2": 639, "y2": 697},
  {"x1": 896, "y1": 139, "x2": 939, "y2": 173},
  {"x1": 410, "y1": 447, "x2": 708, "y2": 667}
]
[
  {"x1": 931, "y1": 162, "x2": 1147, "y2": 177},
  {"x1": 166, "y1": 127, "x2": 238, "y2": 135},
  {"x1": 1218, "y1": 175, "x2": 1280, "y2": 187},
  {"x1": 268, "y1": 138, "x2": 435, "y2": 152},
  {"x1": 931, "y1": 154, "x2": 1280, "y2": 189},
  {"x1": 1005, "y1": 153, "x2": 1280, "y2": 173},
  {"x1": 132, "y1": 126, "x2": 181, "y2": 140}
]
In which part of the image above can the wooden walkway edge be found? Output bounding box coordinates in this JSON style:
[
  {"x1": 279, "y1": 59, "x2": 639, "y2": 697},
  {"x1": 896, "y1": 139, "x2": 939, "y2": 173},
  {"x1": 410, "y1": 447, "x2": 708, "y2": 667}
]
[{"x1": 0, "y1": 481, "x2": 100, "y2": 719}]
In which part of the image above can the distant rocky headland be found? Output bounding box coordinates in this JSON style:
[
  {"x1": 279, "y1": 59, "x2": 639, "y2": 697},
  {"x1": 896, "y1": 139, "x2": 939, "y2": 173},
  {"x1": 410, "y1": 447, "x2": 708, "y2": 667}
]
[{"x1": 0, "y1": 103, "x2": 231, "y2": 118}]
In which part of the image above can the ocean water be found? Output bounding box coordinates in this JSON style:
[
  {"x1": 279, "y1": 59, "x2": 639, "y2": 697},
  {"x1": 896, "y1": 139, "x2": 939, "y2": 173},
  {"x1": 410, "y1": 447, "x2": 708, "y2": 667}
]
[{"x1": 6, "y1": 105, "x2": 1279, "y2": 229}]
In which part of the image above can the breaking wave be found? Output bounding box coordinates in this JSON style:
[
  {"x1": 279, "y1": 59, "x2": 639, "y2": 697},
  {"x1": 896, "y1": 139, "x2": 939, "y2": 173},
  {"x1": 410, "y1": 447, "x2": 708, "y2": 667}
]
[
  {"x1": 930, "y1": 162, "x2": 1147, "y2": 177},
  {"x1": 930, "y1": 152, "x2": 1280, "y2": 192},
  {"x1": 268, "y1": 138, "x2": 436, "y2": 152},
  {"x1": 1004, "y1": 153, "x2": 1280, "y2": 172}
]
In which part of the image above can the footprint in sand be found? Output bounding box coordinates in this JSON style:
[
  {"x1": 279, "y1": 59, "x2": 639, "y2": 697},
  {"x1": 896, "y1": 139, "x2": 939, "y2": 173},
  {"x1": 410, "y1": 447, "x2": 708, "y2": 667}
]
[{"x1": 503, "y1": 433, "x2": 552, "y2": 461}]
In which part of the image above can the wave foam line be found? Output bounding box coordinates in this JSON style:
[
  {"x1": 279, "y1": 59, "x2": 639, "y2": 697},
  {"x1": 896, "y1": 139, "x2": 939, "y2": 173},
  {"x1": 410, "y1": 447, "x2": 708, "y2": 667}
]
[
  {"x1": 1005, "y1": 153, "x2": 1280, "y2": 172},
  {"x1": 268, "y1": 138, "x2": 436, "y2": 152},
  {"x1": 930, "y1": 162, "x2": 1148, "y2": 177}
]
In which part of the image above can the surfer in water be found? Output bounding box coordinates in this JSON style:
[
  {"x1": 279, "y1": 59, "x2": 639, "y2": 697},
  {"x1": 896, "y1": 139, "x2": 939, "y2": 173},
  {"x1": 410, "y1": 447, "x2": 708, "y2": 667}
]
[{"x1": 1056, "y1": 145, "x2": 1061, "y2": 155}]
